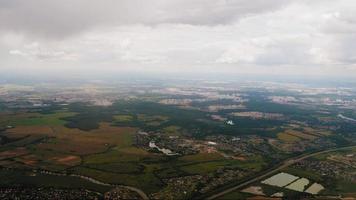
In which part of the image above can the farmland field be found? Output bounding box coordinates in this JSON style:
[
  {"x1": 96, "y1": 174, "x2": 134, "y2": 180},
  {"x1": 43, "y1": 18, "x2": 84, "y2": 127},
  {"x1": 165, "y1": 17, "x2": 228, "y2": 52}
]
[{"x1": 0, "y1": 82, "x2": 355, "y2": 200}]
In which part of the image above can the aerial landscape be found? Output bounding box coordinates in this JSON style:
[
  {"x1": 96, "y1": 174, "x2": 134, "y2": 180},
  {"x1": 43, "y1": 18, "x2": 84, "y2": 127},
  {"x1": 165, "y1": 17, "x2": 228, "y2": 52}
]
[{"x1": 0, "y1": 0, "x2": 356, "y2": 200}]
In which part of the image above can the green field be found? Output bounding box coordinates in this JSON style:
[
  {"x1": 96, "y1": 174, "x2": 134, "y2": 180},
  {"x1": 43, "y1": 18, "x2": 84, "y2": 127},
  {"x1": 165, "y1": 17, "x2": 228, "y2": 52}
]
[
  {"x1": 1, "y1": 111, "x2": 76, "y2": 126},
  {"x1": 113, "y1": 114, "x2": 134, "y2": 122},
  {"x1": 181, "y1": 160, "x2": 227, "y2": 174},
  {"x1": 217, "y1": 191, "x2": 251, "y2": 200},
  {"x1": 335, "y1": 180, "x2": 356, "y2": 193},
  {"x1": 0, "y1": 97, "x2": 354, "y2": 199}
]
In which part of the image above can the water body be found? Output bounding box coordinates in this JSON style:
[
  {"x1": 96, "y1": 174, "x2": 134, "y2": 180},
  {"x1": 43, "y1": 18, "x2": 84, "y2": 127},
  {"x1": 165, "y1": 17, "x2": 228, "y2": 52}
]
[
  {"x1": 338, "y1": 114, "x2": 356, "y2": 122},
  {"x1": 149, "y1": 141, "x2": 179, "y2": 156}
]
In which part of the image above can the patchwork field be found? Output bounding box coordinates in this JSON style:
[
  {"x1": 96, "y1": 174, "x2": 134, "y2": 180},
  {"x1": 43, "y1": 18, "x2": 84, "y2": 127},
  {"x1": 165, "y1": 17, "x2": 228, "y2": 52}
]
[
  {"x1": 0, "y1": 96, "x2": 352, "y2": 200},
  {"x1": 277, "y1": 128, "x2": 324, "y2": 143},
  {"x1": 1, "y1": 110, "x2": 266, "y2": 194},
  {"x1": 0, "y1": 111, "x2": 76, "y2": 127}
]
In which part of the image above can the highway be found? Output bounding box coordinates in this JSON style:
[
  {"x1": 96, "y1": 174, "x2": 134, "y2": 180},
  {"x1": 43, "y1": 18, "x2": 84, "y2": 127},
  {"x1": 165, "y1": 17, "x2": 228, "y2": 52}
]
[{"x1": 206, "y1": 145, "x2": 356, "y2": 200}]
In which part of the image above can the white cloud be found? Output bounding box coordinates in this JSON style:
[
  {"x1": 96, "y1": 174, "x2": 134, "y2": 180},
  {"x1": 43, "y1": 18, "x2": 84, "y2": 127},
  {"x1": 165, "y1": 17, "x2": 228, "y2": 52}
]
[
  {"x1": 1, "y1": 0, "x2": 356, "y2": 78},
  {"x1": 9, "y1": 49, "x2": 26, "y2": 56},
  {"x1": 9, "y1": 42, "x2": 78, "y2": 61},
  {"x1": 0, "y1": 0, "x2": 290, "y2": 38}
]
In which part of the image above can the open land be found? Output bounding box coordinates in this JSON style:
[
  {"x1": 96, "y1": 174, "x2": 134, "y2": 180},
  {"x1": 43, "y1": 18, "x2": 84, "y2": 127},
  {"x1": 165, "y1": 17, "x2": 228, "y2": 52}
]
[{"x1": 0, "y1": 80, "x2": 355, "y2": 199}]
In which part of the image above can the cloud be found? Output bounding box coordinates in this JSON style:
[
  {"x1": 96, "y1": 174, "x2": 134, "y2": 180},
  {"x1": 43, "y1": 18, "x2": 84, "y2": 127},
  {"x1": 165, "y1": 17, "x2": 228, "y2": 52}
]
[
  {"x1": 0, "y1": 0, "x2": 290, "y2": 38},
  {"x1": 9, "y1": 49, "x2": 26, "y2": 56},
  {"x1": 214, "y1": 1, "x2": 356, "y2": 68},
  {"x1": 9, "y1": 42, "x2": 78, "y2": 61},
  {"x1": 1, "y1": 0, "x2": 356, "y2": 78}
]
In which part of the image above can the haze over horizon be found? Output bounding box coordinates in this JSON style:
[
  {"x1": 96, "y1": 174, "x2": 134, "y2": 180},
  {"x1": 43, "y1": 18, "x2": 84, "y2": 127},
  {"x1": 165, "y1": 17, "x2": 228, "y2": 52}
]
[
  {"x1": 1, "y1": 2, "x2": 356, "y2": 199},
  {"x1": 1, "y1": 0, "x2": 356, "y2": 79}
]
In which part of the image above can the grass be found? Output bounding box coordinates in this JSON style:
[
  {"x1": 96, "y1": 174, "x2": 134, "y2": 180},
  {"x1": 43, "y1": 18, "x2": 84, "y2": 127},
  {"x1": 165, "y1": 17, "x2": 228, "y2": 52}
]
[
  {"x1": 5, "y1": 112, "x2": 76, "y2": 126},
  {"x1": 79, "y1": 135, "x2": 163, "y2": 193},
  {"x1": 0, "y1": 135, "x2": 47, "y2": 152},
  {"x1": 178, "y1": 154, "x2": 266, "y2": 174},
  {"x1": 335, "y1": 180, "x2": 356, "y2": 193},
  {"x1": 113, "y1": 114, "x2": 133, "y2": 122},
  {"x1": 137, "y1": 114, "x2": 169, "y2": 127},
  {"x1": 313, "y1": 147, "x2": 356, "y2": 161},
  {"x1": 0, "y1": 101, "x2": 329, "y2": 197},
  {"x1": 84, "y1": 162, "x2": 143, "y2": 174},
  {"x1": 303, "y1": 127, "x2": 332, "y2": 136},
  {"x1": 84, "y1": 149, "x2": 140, "y2": 164},
  {"x1": 5, "y1": 126, "x2": 54, "y2": 138},
  {"x1": 285, "y1": 130, "x2": 317, "y2": 140},
  {"x1": 9, "y1": 123, "x2": 139, "y2": 155},
  {"x1": 87, "y1": 152, "x2": 144, "y2": 175},
  {"x1": 277, "y1": 132, "x2": 300, "y2": 142},
  {"x1": 312, "y1": 153, "x2": 329, "y2": 160},
  {"x1": 181, "y1": 160, "x2": 227, "y2": 174},
  {"x1": 179, "y1": 153, "x2": 224, "y2": 162},
  {"x1": 155, "y1": 167, "x2": 187, "y2": 179},
  {"x1": 216, "y1": 191, "x2": 251, "y2": 200},
  {"x1": 228, "y1": 156, "x2": 266, "y2": 171},
  {"x1": 14, "y1": 148, "x2": 82, "y2": 171},
  {"x1": 1, "y1": 120, "x2": 154, "y2": 190},
  {"x1": 177, "y1": 153, "x2": 226, "y2": 174},
  {"x1": 161, "y1": 125, "x2": 182, "y2": 136},
  {"x1": 137, "y1": 114, "x2": 168, "y2": 122}
]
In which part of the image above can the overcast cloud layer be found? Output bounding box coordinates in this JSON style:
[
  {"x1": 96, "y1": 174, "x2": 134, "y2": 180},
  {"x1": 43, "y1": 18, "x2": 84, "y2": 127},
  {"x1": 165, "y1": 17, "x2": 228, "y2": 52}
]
[{"x1": 1, "y1": 0, "x2": 356, "y2": 78}]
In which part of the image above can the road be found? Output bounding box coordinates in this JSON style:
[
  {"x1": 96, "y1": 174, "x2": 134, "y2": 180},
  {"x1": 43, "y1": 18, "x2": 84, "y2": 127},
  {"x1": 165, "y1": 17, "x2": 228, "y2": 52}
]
[
  {"x1": 338, "y1": 114, "x2": 356, "y2": 122},
  {"x1": 206, "y1": 145, "x2": 356, "y2": 200}
]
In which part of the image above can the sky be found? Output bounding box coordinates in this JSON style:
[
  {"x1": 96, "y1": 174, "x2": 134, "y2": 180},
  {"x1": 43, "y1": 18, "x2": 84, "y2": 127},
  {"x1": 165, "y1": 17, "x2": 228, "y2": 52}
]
[{"x1": 1, "y1": 0, "x2": 356, "y2": 80}]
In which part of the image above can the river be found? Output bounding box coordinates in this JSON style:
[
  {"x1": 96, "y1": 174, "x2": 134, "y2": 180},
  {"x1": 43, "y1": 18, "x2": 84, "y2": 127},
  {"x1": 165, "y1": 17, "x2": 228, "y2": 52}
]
[{"x1": 338, "y1": 114, "x2": 356, "y2": 122}]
